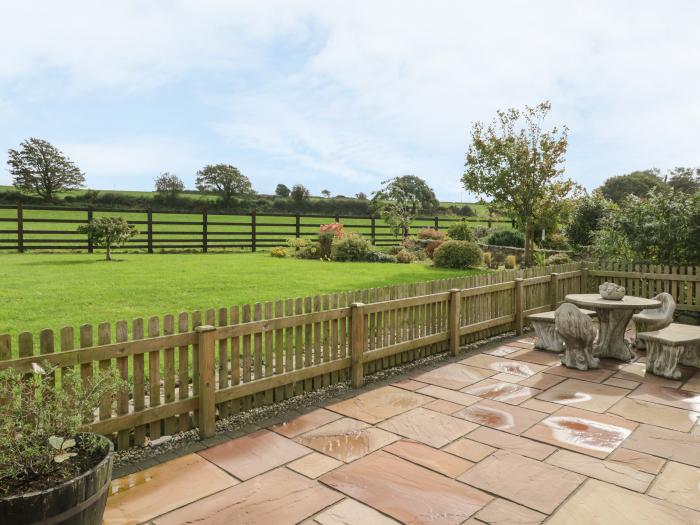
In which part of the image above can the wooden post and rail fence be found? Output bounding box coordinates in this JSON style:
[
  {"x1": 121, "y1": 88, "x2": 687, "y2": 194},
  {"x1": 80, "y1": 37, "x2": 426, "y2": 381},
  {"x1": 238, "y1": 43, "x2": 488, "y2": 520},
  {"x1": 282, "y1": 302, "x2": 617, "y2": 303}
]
[
  {"x1": 0, "y1": 203, "x2": 516, "y2": 253},
  {"x1": 1, "y1": 261, "x2": 698, "y2": 444}
]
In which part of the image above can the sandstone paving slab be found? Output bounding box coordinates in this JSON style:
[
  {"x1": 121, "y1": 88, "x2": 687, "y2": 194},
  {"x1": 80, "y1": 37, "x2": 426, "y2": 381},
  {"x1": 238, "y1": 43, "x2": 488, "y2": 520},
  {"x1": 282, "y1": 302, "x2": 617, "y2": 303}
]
[
  {"x1": 517, "y1": 372, "x2": 565, "y2": 390},
  {"x1": 682, "y1": 371, "x2": 700, "y2": 393},
  {"x1": 441, "y1": 437, "x2": 496, "y2": 462},
  {"x1": 509, "y1": 340, "x2": 535, "y2": 349},
  {"x1": 489, "y1": 372, "x2": 526, "y2": 383},
  {"x1": 461, "y1": 379, "x2": 540, "y2": 405},
  {"x1": 313, "y1": 499, "x2": 400, "y2": 525},
  {"x1": 153, "y1": 467, "x2": 343, "y2": 525},
  {"x1": 457, "y1": 450, "x2": 584, "y2": 514},
  {"x1": 104, "y1": 454, "x2": 238, "y2": 525},
  {"x1": 320, "y1": 450, "x2": 492, "y2": 525},
  {"x1": 465, "y1": 426, "x2": 556, "y2": 460},
  {"x1": 505, "y1": 348, "x2": 562, "y2": 366},
  {"x1": 416, "y1": 384, "x2": 481, "y2": 406},
  {"x1": 423, "y1": 398, "x2": 464, "y2": 415},
  {"x1": 474, "y1": 498, "x2": 547, "y2": 525},
  {"x1": 519, "y1": 398, "x2": 561, "y2": 413},
  {"x1": 412, "y1": 363, "x2": 495, "y2": 389},
  {"x1": 602, "y1": 377, "x2": 640, "y2": 389},
  {"x1": 270, "y1": 408, "x2": 342, "y2": 438},
  {"x1": 547, "y1": 479, "x2": 700, "y2": 524},
  {"x1": 198, "y1": 428, "x2": 311, "y2": 480},
  {"x1": 545, "y1": 449, "x2": 654, "y2": 492},
  {"x1": 522, "y1": 406, "x2": 637, "y2": 459},
  {"x1": 608, "y1": 396, "x2": 700, "y2": 432},
  {"x1": 623, "y1": 424, "x2": 700, "y2": 467},
  {"x1": 392, "y1": 378, "x2": 428, "y2": 391},
  {"x1": 543, "y1": 363, "x2": 615, "y2": 383},
  {"x1": 483, "y1": 344, "x2": 521, "y2": 357},
  {"x1": 607, "y1": 447, "x2": 666, "y2": 475},
  {"x1": 295, "y1": 417, "x2": 400, "y2": 463},
  {"x1": 383, "y1": 439, "x2": 473, "y2": 478},
  {"x1": 287, "y1": 452, "x2": 343, "y2": 479},
  {"x1": 648, "y1": 460, "x2": 700, "y2": 511},
  {"x1": 378, "y1": 407, "x2": 478, "y2": 447},
  {"x1": 460, "y1": 354, "x2": 547, "y2": 377},
  {"x1": 453, "y1": 398, "x2": 546, "y2": 435},
  {"x1": 535, "y1": 378, "x2": 628, "y2": 413},
  {"x1": 325, "y1": 385, "x2": 430, "y2": 424},
  {"x1": 627, "y1": 382, "x2": 700, "y2": 412},
  {"x1": 612, "y1": 362, "x2": 684, "y2": 388}
]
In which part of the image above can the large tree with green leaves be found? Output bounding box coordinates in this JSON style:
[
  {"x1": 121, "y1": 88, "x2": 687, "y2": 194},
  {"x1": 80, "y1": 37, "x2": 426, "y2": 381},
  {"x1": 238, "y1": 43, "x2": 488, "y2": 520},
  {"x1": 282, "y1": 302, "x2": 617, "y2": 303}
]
[
  {"x1": 7, "y1": 138, "x2": 85, "y2": 201},
  {"x1": 463, "y1": 101, "x2": 572, "y2": 263},
  {"x1": 667, "y1": 167, "x2": 699, "y2": 194},
  {"x1": 372, "y1": 175, "x2": 439, "y2": 214},
  {"x1": 154, "y1": 172, "x2": 185, "y2": 200},
  {"x1": 597, "y1": 169, "x2": 667, "y2": 203},
  {"x1": 195, "y1": 164, "x2": 253, "y2": 204}
]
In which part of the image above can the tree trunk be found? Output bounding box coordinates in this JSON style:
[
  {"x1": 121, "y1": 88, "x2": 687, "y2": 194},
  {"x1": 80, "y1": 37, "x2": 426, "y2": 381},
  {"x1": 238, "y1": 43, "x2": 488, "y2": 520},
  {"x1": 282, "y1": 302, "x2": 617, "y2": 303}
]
[
  {"x1": 106, "y1": 243, "x2": 112, "y2": 261},
  {"x1": 523, "y1": 218, "x2": 532, "y2": 265}
]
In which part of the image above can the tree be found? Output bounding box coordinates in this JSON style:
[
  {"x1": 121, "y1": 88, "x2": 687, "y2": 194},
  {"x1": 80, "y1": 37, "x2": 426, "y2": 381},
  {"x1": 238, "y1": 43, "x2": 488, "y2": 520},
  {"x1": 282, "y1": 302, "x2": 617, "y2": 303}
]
[
  {"x1": 566, "y1": 192, "x2": 613, "y2": 248},
  {"x1": 7, "y1": 138, "x2": 85, "y2": 201},
  {"x1": 290, "y1": 184, "x2": 310, "y2": 205},
  {"x1": 370, "y1": 180, "x2": 416, "y2": 237},
  {"x1": 597, "y1": 169, "x2": 666, "y2": 203},
  {"x1": 667, "y1": 167, "x2": 700, "y2": 194},
  {"x1": 154, "y1": 172, "x2": 185, "y2": 200},
  {"x1": 463, "y1": 101, "x2": 572, "y2": 263},
  {"x1": 275, "y1": 184, "x2": 291, "y2": 197},
  {"x1": 195, "y1": 164, "x2": 253, "y2": 204},
  {"x1": 372, "y1": 175, "x2": 439, "y2": 214},
  {"x1": 355, "y1": 192, "x2": 368, "y2": 200},
  {"x1": 321, "y1": 189, "x2": 331, "y2": 198},
  {"x1": 77, "y1": 217, "x2": 137, "y2": 261}
]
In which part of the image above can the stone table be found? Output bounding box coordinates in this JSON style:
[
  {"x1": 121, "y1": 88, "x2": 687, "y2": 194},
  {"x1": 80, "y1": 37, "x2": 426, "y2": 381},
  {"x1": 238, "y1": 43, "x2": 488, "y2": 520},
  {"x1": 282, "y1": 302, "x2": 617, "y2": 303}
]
[{"x1": 564, "y1": 294, "x2": 661, "y2": 362}]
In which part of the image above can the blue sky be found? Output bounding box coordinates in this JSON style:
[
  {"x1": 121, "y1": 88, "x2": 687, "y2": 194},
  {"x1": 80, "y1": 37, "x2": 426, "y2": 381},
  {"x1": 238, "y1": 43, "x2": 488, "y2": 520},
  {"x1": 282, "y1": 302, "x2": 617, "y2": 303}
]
[{"x1": 1, "y1": 1, "x2": 699, "y2": 201}]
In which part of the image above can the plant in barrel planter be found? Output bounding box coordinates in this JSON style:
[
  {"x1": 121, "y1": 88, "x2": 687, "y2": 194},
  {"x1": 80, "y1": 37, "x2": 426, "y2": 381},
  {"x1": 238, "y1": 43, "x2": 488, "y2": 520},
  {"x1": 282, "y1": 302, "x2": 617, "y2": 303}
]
[{"x1": 0, "y1": 363, "x2": 126, "y2": 524}]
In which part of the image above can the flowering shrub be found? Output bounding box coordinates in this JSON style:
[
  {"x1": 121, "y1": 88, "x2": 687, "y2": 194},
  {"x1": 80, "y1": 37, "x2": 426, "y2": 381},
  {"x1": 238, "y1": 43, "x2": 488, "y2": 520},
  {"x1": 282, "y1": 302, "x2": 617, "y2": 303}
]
[
  {"x1": 270, "y1": 247, "x2": 287, "y2": 258},
  {"x1": 447, "y1": 221, "x2": 473, "y2": 241},
  {"x1": 416, "y1": 228, "x2": 446, "y2": 241},
  {"x1": 425, "y1": 240, "x2": 444, "y2": 259},
  {"x1": 396, "y1": 249, "x2": 416, "y2": 264},
  {"x1": 319, "y1": 223, "x2": 345, "y2": 237}
]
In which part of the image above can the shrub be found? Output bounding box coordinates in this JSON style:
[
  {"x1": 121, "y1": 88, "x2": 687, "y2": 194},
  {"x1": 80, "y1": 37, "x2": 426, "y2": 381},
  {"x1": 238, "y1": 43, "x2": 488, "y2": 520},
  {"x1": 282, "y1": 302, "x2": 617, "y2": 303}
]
[
  {"x1": 287, "y1": 237, "x2": 310, "y2": 249},
  {"x1": 482, "y1": 251, "x2": 492, "y2": 268},
  {"x1": 505, "y1": 255, "x2": 517, "y2": 269},
  {"x1": 331, "y1": 233, "x2": 371, "y2": 262},
  {"x1": 396, "y1": 249, "x2": 416, "y2": 264},
  {"x1": 76, "y1": 216, "x2": 137, "y2": 260},
  {"x1": 545, "y1": 253, "x2": 571, "y2": 266},
  {"x1": 416, "y1": 228, "x2": 446, "y2": 241},
  {"x1": 539, "y1": 233, "x2": 570, "y2": 251},
  {"x1": 425, "y1": 240, "x2": 444, "y2": 259},
  {"x1": 487, "y1": 229, "x2": 525, "y2": 248},
  {"x1": 447, "y1": 221, "x2": 473, "y2": 241},
  {"x1": 319, "y1": 222, "x2": 345, "y2": 237},
  {"x1": 270, "y1": 247, "x2": 287, "y2": 258},
  {"x1": 566, "y1": 194, "x2": 612, "y2": 248},
  {"x1": 365, "y1": 251, "x2": 397, "y2": 263},
  {"x1": 472, "y1": 226, "x2": 493, "y2": 240},
  {"x1": 295, "y1": 243, "x2": 321, "y2": 259},
  {"x1": 387, "y1": 245, "x2": 403, "y2": 255},
  {"x1": 433, "y1": 241, "x2": 482, "y2": 269},
  {"x1": 532, "y1": 252, "x2": 546, "y2": 267},
  {"x1": 318, "y1": 232, "x2": 335, "y2": 259}
]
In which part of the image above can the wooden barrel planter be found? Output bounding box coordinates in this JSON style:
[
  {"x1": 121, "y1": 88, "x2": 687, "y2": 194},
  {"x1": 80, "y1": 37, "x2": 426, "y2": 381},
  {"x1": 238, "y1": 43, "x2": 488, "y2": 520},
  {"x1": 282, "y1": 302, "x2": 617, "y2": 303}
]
[{"x1": 0, "y1": 433, "x2": 114, "y2": 525}]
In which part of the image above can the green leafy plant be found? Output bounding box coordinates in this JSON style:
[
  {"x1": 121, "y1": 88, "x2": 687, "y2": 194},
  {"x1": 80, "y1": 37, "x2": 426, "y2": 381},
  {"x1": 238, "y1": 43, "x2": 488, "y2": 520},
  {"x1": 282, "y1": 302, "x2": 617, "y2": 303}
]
[
  {"x1": 486, "y1": 229, "x2": 525, "y2": 248},
  {"x1": 287, "y1": 237, "x2": 310, "y2": 249},
  {"x1": 538, "y1": 233, "x2": 570, "y2": 251},
  {"x1": 532, "y1": 252, "x2": 546, "y2": 267},
  {"x1": 447, "y1": 222, "x2": 473, "y2": 241},
  {"x1": 425, "y1": 240, "x2": 444, "y2": 259},
  {"x1": 545, "y1": 252, "x2": 571, "y2": 266},
  {"x1": 77, "y1": 216, "x2": 137, "y2": 261},
  {"x1": 364, "y1": 251, "x2": 397, "y2": 263},
  {"x1": 482, "y1": 251, "x2": 492, "y2": 268},
  {"x1": 331, "y1": 233, "x2": 371, "y2": 262},
  {"x1": 433, "y1": 241, "x2": 482, "y2": 269},
  {"x1": 396, "y1": 249, "x2": 417, "y2": 264},
  {"x1": 0, "y1": 363, "x2": 127, "y2": 496},
  {"x1": 270, "y1": 247, "x2": 287, "y2": 258},
  {"x1": 505, "y1": 254, "x2": 517, "y2": 269}
]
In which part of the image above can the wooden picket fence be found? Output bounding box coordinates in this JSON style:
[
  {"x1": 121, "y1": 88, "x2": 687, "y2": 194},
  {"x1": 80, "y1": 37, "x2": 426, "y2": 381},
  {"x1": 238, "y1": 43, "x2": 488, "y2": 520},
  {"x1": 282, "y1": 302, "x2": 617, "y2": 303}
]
[{"x1": 0, "y1": 262, "x2": 582, "y2": 448}]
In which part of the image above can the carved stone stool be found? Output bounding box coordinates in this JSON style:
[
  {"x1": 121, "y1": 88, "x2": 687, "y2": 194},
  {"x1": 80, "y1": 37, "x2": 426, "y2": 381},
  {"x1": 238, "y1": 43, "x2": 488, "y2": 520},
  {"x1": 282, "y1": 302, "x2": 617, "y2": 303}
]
[{"x1": 527, "y1": 309, "x2": 596, "y2": 352}]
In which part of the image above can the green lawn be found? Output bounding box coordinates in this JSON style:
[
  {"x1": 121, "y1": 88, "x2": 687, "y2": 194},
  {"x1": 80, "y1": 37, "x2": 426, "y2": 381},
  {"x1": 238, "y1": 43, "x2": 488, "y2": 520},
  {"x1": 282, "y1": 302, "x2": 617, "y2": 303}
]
[{"x1": 0, "y1": 252, "x2": 486, "y2": 345}]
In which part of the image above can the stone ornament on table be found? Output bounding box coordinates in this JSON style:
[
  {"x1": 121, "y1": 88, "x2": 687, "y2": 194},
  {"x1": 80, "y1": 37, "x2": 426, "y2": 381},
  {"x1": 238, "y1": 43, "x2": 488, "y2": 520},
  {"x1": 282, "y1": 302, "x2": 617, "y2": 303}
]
[
  {"x1": 555, "y1": 303, "x2": 600, "y2": 370},
  {"x1": 599, "y1": 282, "x2": 625, "y2": 300}
]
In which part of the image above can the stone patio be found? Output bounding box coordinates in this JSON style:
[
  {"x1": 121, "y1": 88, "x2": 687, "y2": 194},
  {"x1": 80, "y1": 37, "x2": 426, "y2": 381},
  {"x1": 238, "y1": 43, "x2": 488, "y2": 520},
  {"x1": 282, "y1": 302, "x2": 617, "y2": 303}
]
[{"x1": 104, "y1": 332, "x2": 700, "y2": 524}]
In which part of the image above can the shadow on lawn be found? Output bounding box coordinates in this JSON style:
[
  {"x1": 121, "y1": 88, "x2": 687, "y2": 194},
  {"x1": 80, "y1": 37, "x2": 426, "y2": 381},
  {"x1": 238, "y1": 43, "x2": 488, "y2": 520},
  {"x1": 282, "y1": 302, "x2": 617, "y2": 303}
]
[{"x1": 20, "y1": 259, "x2": 126, "y2": 267}]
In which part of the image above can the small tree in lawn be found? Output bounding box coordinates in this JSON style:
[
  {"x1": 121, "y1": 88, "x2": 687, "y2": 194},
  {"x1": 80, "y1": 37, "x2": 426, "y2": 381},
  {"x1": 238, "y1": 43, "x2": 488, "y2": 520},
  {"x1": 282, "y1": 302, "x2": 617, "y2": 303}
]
[
  {"x1": 195, "y1": 164, "x2": 253, "y2": 205},
  {"x1": 7, "y1": 138, "x2": 85, "y2": 201},
  {"x1": 371, "y1": 179, "x2": 417, "y2": 238},
  {"x1": 78, "y1": 217, "x2": 137, "y2": 261},
  {"x1": 463, "y1": 101, "x2": 572, "y2": 263},
  {"x1": 155, "y1": 172, "x2": 185, "y2": 201}
]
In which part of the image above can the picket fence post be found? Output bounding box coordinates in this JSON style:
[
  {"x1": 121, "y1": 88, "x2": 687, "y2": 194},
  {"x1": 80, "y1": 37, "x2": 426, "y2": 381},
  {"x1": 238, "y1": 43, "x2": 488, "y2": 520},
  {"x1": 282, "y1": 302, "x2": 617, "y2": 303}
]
[
  {"x1": 449, "y1": 288, "x2": 461, "y2": 356},
  {"x1": 196, "y1": 325, "x2": 217, "y2": 440},
  {"x1": 350, "y1": 302, "x2": 366, "y2": 388}
]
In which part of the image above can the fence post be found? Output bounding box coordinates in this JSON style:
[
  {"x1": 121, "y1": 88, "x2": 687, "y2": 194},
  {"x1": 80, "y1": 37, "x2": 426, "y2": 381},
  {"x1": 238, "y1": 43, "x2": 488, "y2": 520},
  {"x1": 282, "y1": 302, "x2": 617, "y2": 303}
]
[
  {"x1": 196, "y1": 325, "x2": 216, "y2": 440},
  {"x1": 87, "y1": 207, "x2": 94, "y2": 254},
  {"x1": 434, "y1": 216, "x2": 439, "y2": 231},
  {"x1": 511, "y1": 219, "x2": 516, "y2": 228},
  {"x1": 16, "y1": 203, "x2": 24, "y2": 253},
  {"x1": 550, "y1": 273, "x2": 559, "y2": 311},
  {"x1": 251, "y1": 210, "x2": 257, "y2": 252},
  {"x1": 370, "y1": 217, "x2": 376, "y2": 245},
  {"x1": 514, "y1": 278, "x2": 524, "y2": 335},
  {"x1": 147, "y1": 208, "x2": 154, "y2": 254},
  {"x1": 581, "y1": 265, "x2": 590, "y2": 293},
  {"x1": 335, "y1": 213, "x2": 340, "y2": 223},
  {"x1": 488, "y1": 218, "x2": 492, "y2": 228},
  {"x1": 295, "y1": 213, "x2": 301, "y2": 239},
  {"x1": 202, "y1": 209, "x2": 208, "y2": 253},
  {"x1": 449, "y1": 289, "x2": 461, "y2": 356},
  {"x1": 350, "y1": 302, "x2": 366, "y2": 388}
]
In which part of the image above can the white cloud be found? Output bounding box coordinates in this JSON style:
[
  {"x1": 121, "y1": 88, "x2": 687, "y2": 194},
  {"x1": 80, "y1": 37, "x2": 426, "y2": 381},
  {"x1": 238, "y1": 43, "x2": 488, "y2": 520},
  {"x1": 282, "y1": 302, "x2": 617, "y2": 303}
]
[{"x1": 1, "y1": 1, "x2": 699, "y2": 197}]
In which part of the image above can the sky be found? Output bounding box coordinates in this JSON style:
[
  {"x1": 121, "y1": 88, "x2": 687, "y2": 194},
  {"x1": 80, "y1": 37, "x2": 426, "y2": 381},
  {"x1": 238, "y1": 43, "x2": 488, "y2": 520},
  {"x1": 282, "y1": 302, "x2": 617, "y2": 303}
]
[{"x1": 1, "y1": 1, "x2": 699, "y2": 201}]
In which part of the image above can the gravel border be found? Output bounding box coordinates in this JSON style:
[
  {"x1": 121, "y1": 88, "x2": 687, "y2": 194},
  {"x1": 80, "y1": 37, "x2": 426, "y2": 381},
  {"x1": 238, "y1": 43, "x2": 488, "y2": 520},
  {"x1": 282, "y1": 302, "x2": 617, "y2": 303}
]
[{"x1": 112, "y1": 329, "x2": 525, "y2": 478}]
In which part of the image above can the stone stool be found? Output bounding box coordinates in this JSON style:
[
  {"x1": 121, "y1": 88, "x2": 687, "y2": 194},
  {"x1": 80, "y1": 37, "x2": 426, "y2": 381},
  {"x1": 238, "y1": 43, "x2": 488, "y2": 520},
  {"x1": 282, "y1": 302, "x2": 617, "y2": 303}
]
[
  {"x1": 555, "y1": 303, "x2": 599, "y2": 370},
  {"x1": 527, "y1": 308, "x2": 596, "y2": 352},
  {"x1": 633, "y1": 292, "x2": 676, "y2": 349}
]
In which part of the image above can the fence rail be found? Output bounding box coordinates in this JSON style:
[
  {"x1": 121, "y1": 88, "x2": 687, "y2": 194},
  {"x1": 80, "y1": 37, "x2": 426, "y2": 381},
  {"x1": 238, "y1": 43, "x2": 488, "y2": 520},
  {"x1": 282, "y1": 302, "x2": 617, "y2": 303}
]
[
  {"x1": 0, "y1": 263, "x2": 581, "y2": 448},
  {"x1": 0, "y1": 203, "x2": 515, "y2": 253}
]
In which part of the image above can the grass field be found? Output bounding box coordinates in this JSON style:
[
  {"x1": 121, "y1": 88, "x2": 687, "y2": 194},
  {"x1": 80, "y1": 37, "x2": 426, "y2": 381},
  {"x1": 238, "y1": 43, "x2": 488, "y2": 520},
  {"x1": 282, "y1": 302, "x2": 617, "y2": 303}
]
[{"x1": 0, "y1": 252, "x2": 486, "y2": 344}]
